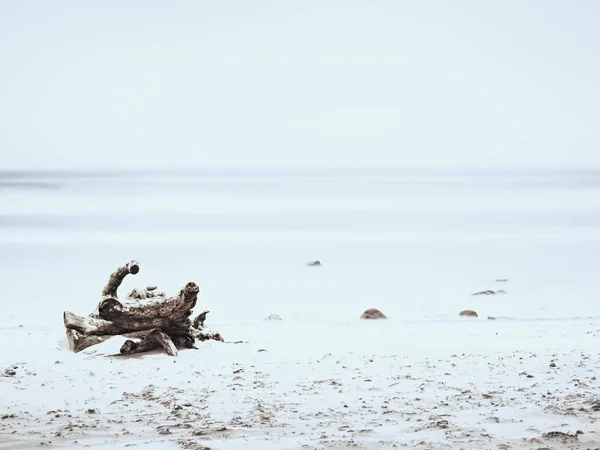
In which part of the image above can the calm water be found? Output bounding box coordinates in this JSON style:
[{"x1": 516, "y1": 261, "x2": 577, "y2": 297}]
[{"x1": 1, "y1": 168, "x2": 599, "y2": 327}]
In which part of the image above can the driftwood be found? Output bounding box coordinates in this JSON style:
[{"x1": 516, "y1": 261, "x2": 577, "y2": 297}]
[
  {"x1": 120, "y1": 329, "x2": 178, "y2": 356},
  {"x1": 63, "y1": 260, "x2": 223, "y2": 356}
]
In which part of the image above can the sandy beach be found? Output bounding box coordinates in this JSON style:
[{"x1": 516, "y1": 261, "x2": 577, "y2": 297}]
[
  {"x1": 2, "y1": 318, "x2": 600, "y2": 449},
  {"x1": 2, "y1": 169, "x2": 600, "y2": 449}
]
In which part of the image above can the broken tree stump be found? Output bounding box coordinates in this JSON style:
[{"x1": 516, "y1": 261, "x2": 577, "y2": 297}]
[{"x1": 63, "y1": 260, "x2": 223, "y2": 355}]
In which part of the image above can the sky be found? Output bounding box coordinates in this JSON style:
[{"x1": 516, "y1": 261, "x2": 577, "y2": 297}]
[{"x1": 1, "y1": 1, "x2": 599, "y2": 170}]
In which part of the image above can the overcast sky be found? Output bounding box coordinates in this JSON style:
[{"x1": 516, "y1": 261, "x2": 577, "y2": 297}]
[{"x1": 1, "y1": 1, "x2": 599, "y2": 170}]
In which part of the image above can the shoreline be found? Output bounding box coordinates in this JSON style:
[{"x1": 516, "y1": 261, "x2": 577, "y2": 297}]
[{"x1": 2, "y1": 320, "x2": 599, "y2": 449}]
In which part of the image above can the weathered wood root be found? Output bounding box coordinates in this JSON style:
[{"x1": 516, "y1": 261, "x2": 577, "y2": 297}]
[
  {"x1": 65, "y1": 282, "x2": 200, "y2": 336},
  {"x1": 120, "y1": 329, "x2": 178, "y2": 356},
  {"x1": 102, "y1": 260, "x2": 139, "y2": 298},
  {"x1": 64, "y1": 311, "x2": 124, "y2": 336},
  {"x1": 193, "y1": 310, "x2": 209, "y2": 329},
  {"x1": 67, "y1": 325, "x2": 223, "y2": 354},
  {"x1": 66, "y1": 329, "x2": 110, "y2": 353},
  {"x1": 66, "y1": 328, "x2": 152, "y2": 353},
  {"x1": 98, "y1": 281, "x2": 199, "y2": 329},
  {"x1": 63, "y1": 260, "x2": 223, "y2": 356},
  {"x1": 192, "y1": 326, "x2": 224, "y2": 343}
]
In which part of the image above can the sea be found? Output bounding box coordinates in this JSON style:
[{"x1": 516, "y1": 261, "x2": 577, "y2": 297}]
[{"x1": 1, "y1": 167, "x2": 600, "y2": 332}]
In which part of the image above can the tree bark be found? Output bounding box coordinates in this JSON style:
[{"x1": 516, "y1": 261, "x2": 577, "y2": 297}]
[{"x1": 63, "y1": 260, "x2": 222, "y2": 356}]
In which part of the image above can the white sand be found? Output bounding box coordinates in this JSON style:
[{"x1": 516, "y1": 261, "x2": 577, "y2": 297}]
[
  {"x1": 2, "y1": 318, "x2": 600, "y2": 449},
  {"x1": 2, "y1": 170, "x2": 600, "y2": 449}
]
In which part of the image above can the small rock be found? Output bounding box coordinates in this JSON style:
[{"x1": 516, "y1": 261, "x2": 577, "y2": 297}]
[
  {"x1": 257, "y1": 349, "x2": 267, "y2": 353},
  {"x1": 306, "y1": 261, "x2": 322, "y2": 267},
  {"x1": 459, "y1": 310, "x2": 478, "y2": 317},
  {"x1": 473, "y1": 290, "x2": 495, "y2": 296},
  {"x1": 495, "y1": 279, "x2": 508, "y2": 282},
  {"x1": 550, "y1": 362, "x2": 556, "y2": 368},
  {"x1": 263, "y1": 313, "x2": 282, "y2": 321},
  {"x1": 487, "y1": 316, "x2": 496, "y2": 320},
  {"x1": 360, "y1": 309, "x2": 387, "y2": 320}
]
